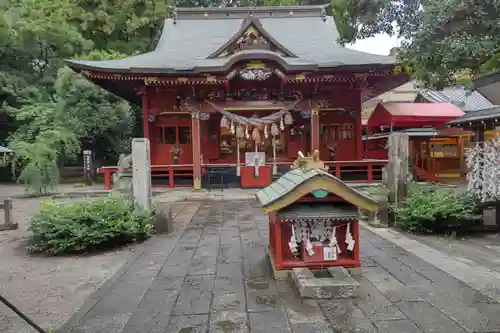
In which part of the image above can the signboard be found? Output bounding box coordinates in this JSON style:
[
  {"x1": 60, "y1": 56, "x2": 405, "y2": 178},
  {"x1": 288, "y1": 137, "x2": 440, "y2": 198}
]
[
  {"x1": 323, "y1": 247, "x2": 337, "y2": 261},
  {"x1": 83, "y1": 150, "x2": 93, "y2": 186},
  {"x1": 245, "y1": 152, "x2": 266, "y2": 167}
]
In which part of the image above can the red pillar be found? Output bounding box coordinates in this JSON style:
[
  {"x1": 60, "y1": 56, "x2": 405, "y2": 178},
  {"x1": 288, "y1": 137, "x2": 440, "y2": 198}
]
[
  {"x1": 192, "y1": 111, "x2": 202, "y2": 190},
  {"x1": 355, "y1": 92, "x2": 363, "y2": 160},
  {"x1": 141, "y1": 89, "x2": 150, "y2": 140},
  {"x1": 310, "y1": 109, "x2": 320, "y2": 153}
]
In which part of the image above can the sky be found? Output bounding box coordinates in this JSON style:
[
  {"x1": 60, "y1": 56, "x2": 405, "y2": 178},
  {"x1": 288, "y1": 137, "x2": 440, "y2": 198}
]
[{"x1": 348, "y1": 34, "x2": 400, "y2": 56}]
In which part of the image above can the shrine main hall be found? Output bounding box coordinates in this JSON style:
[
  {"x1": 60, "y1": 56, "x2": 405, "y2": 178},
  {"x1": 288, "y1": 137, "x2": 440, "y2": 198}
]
[{"x1": 67, "y1": 5, "x2": 408, "y2": 189}]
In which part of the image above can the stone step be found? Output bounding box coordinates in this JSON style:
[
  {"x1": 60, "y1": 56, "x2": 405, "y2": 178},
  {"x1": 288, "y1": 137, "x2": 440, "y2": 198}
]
[{"x1": 291, "y1": 267, "x2": 359, "y2": 299}]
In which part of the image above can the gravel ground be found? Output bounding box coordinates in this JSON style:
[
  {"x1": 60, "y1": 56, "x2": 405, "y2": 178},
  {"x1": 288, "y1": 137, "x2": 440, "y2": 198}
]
[{"x1": 0, "y1": 184, "x2": 140, "y2": 332}]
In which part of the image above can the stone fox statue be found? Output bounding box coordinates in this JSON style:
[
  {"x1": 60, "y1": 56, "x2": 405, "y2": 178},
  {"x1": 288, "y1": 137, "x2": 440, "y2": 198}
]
[
  {"x1": 117, "y1": 154, "x2": 132, "y2": 172},
  {"x1": 113, "y1": 154, "x2": 133, "y2": 190}
]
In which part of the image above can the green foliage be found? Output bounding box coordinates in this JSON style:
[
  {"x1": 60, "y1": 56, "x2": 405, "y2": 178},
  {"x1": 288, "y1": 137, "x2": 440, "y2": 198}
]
[
  {"x1": 364, "y1": 185, "x2": 389, "y2": 197},
  {"x1": 333, "y1": 0, "x2": 500, "y2": 88},
  {"x1": 28, "y1": 196, "x2": 154, "y2": 255},
  {"x1": 393, "y1": 184, "x2": 481, "y2": 234},
  {"x1": 332, "y1": 0, "x2": 422, "y2": 45}
]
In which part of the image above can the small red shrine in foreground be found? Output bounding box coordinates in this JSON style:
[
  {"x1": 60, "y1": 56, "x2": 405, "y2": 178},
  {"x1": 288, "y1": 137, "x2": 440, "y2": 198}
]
[
  {"x1": 256, "y1": 151, "x2": 378, "y2": 270},
  {"x1": 66, "y1": 5, "x2": 408, "y2": 189}
]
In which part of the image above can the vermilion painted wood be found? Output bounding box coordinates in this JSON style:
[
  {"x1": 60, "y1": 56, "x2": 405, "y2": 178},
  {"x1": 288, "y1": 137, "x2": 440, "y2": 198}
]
[{"x1": 240, "y1": 165, "x2": 273, "y2": 188}]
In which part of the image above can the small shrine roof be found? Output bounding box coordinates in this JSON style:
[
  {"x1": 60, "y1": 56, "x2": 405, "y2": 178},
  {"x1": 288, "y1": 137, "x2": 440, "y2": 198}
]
[
  {"x1": 447, "y1": 106, "x2": 500, "y2": 126},
  {"x1": 279, "y1": 203, "x2": 359, "y2": 221},
  {"x1": 368, "y1": 102, "x2": 464, "y2": 128},
  {"x1": 256, "y1": 166, "x2": 378, "y2": 213},
  {"x1": 472, "y1": 71, "x2": 500, "y2": 105},
  {"x1": 66, "y1": 5, "x2": 396, "y2": 74}
]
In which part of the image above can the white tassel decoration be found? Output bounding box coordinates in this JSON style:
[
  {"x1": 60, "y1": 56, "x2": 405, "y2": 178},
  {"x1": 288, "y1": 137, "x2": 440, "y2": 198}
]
[
  {"x1": 220, "y1": 116, "x2": 228, "y2": 128},
  {"x1": 284, "y1": 112, "x2": 294, "y2": 125},
  {"x1": 271, "y1": 123, "x2": 279, "y2": 136},
  {"x1": 345, "y1": 223, "x2": 355, "y2": 251},
  {"x1": 305, "y1": 237, "x2": 315, "y2": 256},
  {"x1": 280, "y1": 116, "x2": 285, "y2": 130},
  {"x1": 288, "y1": 225, "x2": 299, "y2": 256},
  {"x1": 230, "y1": 121, "x2": 235, "y2": 134},
  {"x1": 328, "y1": 226, "x2": 342, "y2": 254},
  {"x1": 245, "y1": 126, "x2": 250, "y2": 139},
  {"x1": 264, "y1": 125, "x2": 269, "y2": 139}
]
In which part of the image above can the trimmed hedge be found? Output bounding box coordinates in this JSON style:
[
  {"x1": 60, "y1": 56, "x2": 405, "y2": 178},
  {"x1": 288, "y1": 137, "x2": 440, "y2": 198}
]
[
  {"x1": 394, "y1": 184, "x2": 481, "y2": 234},
  {"x1": 28, "y1": 196, "x2": 154, "y2": 255}
]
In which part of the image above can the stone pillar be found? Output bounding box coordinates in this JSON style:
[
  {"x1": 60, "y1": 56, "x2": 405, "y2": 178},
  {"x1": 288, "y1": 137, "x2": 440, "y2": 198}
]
[
  {"x1": 192, "y1": 111, "x2": 202, "y2": 190},
  {"x1": 132, "y1": 138, "x2": 152, "y2": 211},
  {"x1": 310, "y1": 109, "x2": 320, "y2": 153},
  {"x1": 141, "y1": 90, "x2": 150, "y2": 140}
]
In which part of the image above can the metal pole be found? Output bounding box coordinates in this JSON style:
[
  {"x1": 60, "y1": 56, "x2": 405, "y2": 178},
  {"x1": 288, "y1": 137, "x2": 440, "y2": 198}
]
[{"x1": 0, "y1": 293, "x2": 48, "y2": 333}]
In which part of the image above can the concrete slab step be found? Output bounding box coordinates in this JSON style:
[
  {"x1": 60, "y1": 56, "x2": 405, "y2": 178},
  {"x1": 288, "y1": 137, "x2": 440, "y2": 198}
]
[{"x1": 291, "y1": 267, "x2": 359, "y2": 299}]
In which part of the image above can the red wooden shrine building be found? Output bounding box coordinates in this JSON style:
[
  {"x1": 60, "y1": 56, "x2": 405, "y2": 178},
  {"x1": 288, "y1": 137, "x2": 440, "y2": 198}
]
[{"x1": 67, "y1": 5, "x2": 408, "y2": 189}]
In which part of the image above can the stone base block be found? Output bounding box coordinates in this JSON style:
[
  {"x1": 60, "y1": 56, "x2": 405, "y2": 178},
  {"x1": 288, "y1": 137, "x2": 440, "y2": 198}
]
[
  {"x1": 153, "y1": 205, "x2": 173, "y2": 234},
  {"x1": 0, "y1": 223, "x2": 18, "y2": 231},
  {"x1": 291, "y1": 267, "x2": 359, "y2": 299}
]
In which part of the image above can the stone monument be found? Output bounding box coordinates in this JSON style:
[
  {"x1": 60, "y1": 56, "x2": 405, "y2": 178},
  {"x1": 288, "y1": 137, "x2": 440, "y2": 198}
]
[{"x1": 131, "y1": 138, "x2": 152, "y2": 211}]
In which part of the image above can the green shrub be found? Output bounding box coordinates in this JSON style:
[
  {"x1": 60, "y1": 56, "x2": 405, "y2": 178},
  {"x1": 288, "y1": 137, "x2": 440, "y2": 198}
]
[
  {"x1": 393, "y1": 184, "x2": 481, "y2": 233},
  {"x1": 28, "y1": 196, "x2": 154, "y2": 254}
]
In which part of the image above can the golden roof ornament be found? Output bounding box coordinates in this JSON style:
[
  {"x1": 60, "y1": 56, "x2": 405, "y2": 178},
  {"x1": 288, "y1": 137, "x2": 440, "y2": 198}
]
[{"x1": 291, "y1": 150, "x2": 327, "y2": 171}]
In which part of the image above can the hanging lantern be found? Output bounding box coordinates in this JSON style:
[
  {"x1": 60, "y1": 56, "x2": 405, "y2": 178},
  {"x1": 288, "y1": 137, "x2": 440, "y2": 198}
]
[
  {"x1": 264, "y1": 125, "x2": 269, "y2": 139},
  {"x1": 236, "y1": 125, "x2": 244, "y2": 138},
  {"x1": 284, "y1": 112, "x2": 294, "y2": 125},
  {"x1": 220, "y1": 116, "x2": 229, "y2": 128},
  {"x1": 252, "y1": 128, "x2": 261, "y2": 144},
  {"x1": 271, "y1": 123, "x2": 279, "y2": 136},
  {"x1": 230, "y1": 121, "x2": 235, "y2": 134},
  {"x1": 280, "y1": 116, "x2": 285, "y2": 130},
  {"x1": 245, "y1": 125, "x2": 250, "y2": 139}
]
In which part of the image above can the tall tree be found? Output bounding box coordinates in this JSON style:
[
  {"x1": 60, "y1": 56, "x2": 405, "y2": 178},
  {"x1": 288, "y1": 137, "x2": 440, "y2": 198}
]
[{"x1": 333, "y1": 0, "x2": 500, "y2": 89}]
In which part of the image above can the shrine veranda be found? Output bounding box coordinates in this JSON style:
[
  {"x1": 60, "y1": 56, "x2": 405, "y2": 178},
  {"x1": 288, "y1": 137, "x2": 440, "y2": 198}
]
[{"x1": 67, "y1": 5, "x2": 408, "y2": 189}]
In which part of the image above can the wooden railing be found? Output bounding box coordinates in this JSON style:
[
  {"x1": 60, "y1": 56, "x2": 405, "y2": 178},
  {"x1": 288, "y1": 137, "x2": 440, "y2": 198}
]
[{"x1": 98, "y1": 159, "x2": 388, "y2": 189}]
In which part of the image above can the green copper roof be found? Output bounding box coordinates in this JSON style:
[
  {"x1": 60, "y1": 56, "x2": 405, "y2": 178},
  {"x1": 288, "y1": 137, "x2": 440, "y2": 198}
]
[
  {"x1": 256, "y1": 168, "x2": 325, "y2": 207},
  {"x1": 256, "y1": 167, "x2": 378, "y2": 212}
]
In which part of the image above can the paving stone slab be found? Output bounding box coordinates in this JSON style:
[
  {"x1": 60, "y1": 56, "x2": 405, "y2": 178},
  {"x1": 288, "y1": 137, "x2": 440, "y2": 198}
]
[
  {"x1": 209, "y1": 310, "x2": 248, "y2": 333},
  {"x1": 352, "y1": 277, "x2": 407, "y2": 322},
  {"x1": 374, "y1": 319, "x2": 424, "y2": 333},
  {"x1": 248, "y1": 310, "x2": 291, "y2": 333},
  {"x1": 319, "y1": 299, "x2": 379, "y2": 333},
  {"x1": 211, "y1": 293, "x2": 246, "y2": 312},
  {"x1": 396, "y1": 301, "x2": 469, "y2": 333},
  {"x1": 166, "y1": 314, "x2": 209, "y2": 333},
  {"x1": 121, "y1": 288, "x2": 178, "y2": 333}
]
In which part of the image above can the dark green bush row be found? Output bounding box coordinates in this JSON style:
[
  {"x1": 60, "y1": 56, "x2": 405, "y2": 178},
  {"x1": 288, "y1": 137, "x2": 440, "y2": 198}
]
[
  {"x1": 393, "y1": 184, "x2": 481, "y2": 234},
  {"x1": 28, "y1": 196, "x2": 154, "y2": 255}
]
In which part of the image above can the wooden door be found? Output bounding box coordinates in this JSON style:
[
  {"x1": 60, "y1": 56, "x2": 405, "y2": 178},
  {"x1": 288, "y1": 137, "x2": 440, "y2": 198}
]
[
  {"x1": 152, "y1": 118, "x2": 192, "y2": 165},
  {"x1": 320, "y1": 122, "x2": 355, "y2": 161}
]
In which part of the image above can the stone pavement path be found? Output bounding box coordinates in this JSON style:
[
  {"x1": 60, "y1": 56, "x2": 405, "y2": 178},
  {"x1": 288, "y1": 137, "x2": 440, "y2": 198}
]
[{"x1": 62, "y1": 200, "x2": 500, "y2": 333}]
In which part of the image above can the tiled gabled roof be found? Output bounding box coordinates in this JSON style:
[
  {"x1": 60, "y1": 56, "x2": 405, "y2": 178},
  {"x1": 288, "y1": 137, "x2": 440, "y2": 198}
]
[
  {"x1": 418, "y1": 87, "x2": 495, "y2": 112},
  {"x1": 66, "y1": 6, "x2": 396, "y2": 74}
]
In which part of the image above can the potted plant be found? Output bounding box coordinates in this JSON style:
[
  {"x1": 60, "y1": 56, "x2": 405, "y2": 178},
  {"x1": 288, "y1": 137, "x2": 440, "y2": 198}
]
[{"x1": 169, "y1": 145, "x2": 183, "y2": 165}]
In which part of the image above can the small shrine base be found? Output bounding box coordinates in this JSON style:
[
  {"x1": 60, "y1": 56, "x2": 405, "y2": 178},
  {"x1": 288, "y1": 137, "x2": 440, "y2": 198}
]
[
  {"x1": 291, "y1": 267, "x2": 359, "y2": 299},
  {"x1": 266, "y1": 247, "x2": 293, "y2": 280}
]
